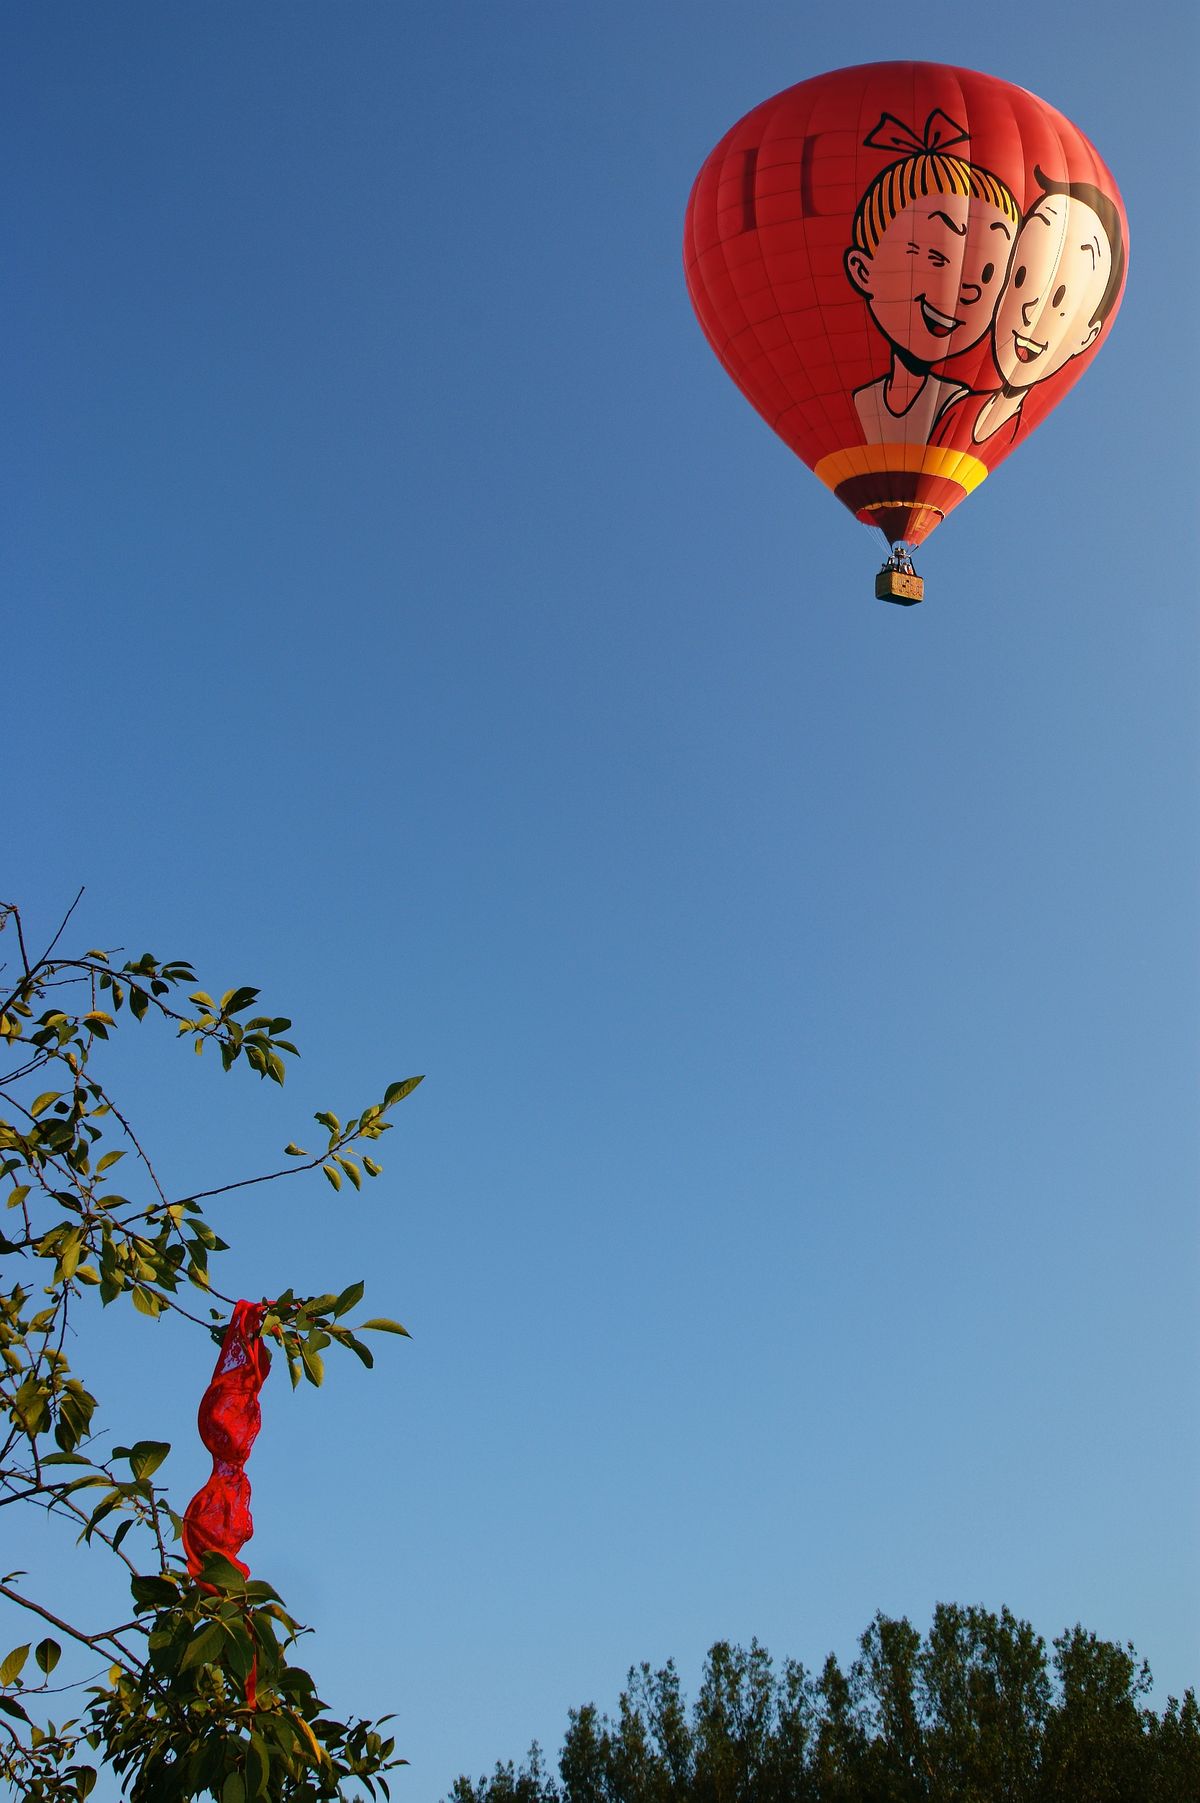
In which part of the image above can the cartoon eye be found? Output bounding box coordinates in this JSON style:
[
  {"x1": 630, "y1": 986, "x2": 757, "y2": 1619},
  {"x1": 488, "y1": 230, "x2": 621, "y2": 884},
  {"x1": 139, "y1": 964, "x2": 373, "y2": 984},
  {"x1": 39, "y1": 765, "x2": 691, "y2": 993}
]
[
  {"x1": 1052, "y1": 283, "x2": 1066, "y2": 308},
  {"x1": 1013, "y1": 265, "x2": 1026, "y2": 288},
  {"x1": 981, "y1": 262, "x2": 995, "y2": 284},
  {"x1": 928, "y1": 249, "x2": 948, "y2": 268}
]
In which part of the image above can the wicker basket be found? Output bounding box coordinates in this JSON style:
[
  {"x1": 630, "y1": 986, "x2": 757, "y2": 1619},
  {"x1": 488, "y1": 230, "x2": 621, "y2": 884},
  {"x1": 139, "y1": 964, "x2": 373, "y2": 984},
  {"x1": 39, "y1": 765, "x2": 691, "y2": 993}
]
[{"x1": 875, "y1": 569, "x2": 924, "y2": 605}]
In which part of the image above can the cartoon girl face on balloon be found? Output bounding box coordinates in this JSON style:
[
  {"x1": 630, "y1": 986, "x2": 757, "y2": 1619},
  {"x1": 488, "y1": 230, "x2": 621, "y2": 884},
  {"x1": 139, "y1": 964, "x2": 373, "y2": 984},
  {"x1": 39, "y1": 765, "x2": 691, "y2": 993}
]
[{"x1": 843, "y1": 111, "x2": 1020, "y2": 445}]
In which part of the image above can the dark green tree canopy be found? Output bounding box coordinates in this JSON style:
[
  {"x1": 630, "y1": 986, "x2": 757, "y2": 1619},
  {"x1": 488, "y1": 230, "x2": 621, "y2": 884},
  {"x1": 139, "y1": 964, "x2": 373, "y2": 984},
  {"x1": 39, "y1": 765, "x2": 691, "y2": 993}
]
[{"x1": 447, "y1": 1606, "x2": 1199, "y2": 1803}]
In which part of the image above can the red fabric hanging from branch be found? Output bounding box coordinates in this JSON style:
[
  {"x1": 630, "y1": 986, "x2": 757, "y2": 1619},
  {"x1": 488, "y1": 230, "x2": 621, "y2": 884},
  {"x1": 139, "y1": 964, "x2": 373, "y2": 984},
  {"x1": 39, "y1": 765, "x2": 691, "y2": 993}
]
[
  {"x1": 183, "y1": 1300, "x2": 271, "y2": 1581},
  {"x1": 182, "y1": 1301, "x2": 272, "y2": 1707}
]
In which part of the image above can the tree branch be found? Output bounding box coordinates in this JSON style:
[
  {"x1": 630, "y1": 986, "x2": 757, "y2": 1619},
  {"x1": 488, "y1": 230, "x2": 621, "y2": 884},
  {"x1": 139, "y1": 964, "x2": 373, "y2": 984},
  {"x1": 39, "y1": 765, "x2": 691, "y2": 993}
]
[
  {"x1": 174, "y1": 1127, "x2": 368, "y2": 1211},
  {"x1": 0, "y1": 1582, "x2": 143, "y2": 1667}
]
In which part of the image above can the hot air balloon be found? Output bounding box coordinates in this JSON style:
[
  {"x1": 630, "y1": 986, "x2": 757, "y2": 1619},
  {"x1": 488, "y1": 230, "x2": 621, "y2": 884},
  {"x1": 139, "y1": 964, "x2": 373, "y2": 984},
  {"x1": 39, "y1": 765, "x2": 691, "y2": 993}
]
[{"x1": 683, "y1": 62, "x2": 1128, "y2": 603}]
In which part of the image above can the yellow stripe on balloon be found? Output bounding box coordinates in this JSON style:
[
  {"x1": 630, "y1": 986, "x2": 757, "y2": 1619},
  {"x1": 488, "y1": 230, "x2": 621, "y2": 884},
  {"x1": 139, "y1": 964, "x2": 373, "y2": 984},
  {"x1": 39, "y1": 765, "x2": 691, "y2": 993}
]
[{"x1": 813, "y1": 443, "x2": 990, "y2": 493}]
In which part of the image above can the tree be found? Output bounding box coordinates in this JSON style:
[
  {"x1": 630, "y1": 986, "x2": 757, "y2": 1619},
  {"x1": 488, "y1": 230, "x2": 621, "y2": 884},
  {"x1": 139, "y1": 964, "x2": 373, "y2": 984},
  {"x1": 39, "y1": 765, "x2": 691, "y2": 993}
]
[
  {"x1": 0, "y1": 896, "x2": 422, "y2": 1800},
  {"x1": 916, "y1": 1602, "x2": 1050, "y2": 1802},
  {"x1": 447, "y1": 1607, "x2": 1199, "y2": 1802},
  {"x1": 1039, "y1": 1625, "x2": 1154, "y2": 1801}
]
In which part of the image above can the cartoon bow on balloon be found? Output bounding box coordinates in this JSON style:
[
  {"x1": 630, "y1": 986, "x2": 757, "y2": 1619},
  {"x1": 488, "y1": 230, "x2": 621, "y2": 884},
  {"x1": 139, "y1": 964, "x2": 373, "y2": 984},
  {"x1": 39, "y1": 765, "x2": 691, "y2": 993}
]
[{"x1": 862, "y1": 109, "x2": 970, "y2": 155}]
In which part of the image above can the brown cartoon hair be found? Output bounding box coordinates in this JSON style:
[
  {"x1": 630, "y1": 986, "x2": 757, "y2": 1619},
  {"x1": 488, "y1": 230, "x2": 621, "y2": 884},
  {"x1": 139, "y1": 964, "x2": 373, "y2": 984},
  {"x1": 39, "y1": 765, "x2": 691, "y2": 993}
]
[
  {"x1": 850, "y1": 110, "x2": 1020, "y2": 256},
  {"x1": 1032, "y1": 165, "x2": 1126, "y2": 328}
]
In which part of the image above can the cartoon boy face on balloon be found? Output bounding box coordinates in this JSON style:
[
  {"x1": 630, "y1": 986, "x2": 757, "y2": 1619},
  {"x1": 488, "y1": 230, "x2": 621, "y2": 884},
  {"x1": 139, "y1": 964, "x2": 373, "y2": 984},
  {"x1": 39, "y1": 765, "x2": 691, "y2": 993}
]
[{"x1": 965, "y1": 170, "x2": 1125, "y2": 443}]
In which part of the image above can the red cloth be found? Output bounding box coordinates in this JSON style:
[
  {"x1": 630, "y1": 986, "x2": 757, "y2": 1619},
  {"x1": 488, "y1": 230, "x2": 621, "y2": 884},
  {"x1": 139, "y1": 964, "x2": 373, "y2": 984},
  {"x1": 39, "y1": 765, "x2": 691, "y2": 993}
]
[
  {"x1": 183, "y1": 1300, "x2": 271, "y2": 1578},
  {"x1": 182, "y1": 1301, "x2": 271, "y2": 1705}
]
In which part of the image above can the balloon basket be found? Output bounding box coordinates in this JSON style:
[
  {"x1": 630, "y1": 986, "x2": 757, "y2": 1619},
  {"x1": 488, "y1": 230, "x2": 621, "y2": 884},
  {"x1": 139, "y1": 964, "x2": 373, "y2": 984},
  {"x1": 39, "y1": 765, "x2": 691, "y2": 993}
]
[{"x1": 875, "y1": 556, "x2": 924, "y2": 605}]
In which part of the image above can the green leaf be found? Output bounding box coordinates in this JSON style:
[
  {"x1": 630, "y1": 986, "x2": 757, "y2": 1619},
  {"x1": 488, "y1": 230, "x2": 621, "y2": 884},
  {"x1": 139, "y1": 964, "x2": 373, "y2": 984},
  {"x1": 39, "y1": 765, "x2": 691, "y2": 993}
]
[
  {"x1": 304, "y1": 1294, "x2": 338, "y2": 1315},
  {"x1": 341, "y1": 1333, "x2": 375, "y2": 1369},
  {"x1": 337, "y1": 1157, "x2": 362, "y2": 1190},
  {"x1": 34, "y1": 1638, "x2": 60, "y2": 1675},
  {"x1": 29, "y1": 1092, "x2": 61, "y2": 1118},
  {"x1": 179, "y1": 1621, "x2": 226, "y2": 1672},
  {"x1": 384, "y1": 1075, "x2": 424, "y2": 1106},
  {"x1": 58, "y1": 1229, "x2": 84, "y2": 1281},
  {"x1": 322, "y1": 1163, "x2": 342, "y2": 1192},
  {"x1": 363, "y1": 1157, "x2": 383, "y2": 1178},
  {"x1": 0, "y1": 1644, "x2": 30, "y2": 1686},
  {"x1": 247, "y1": 1729, "x2": 271, "y2": 1799},
  {"x1": 80, "y1": 1490, "x2": 122, "y2": 1541},
  {"x1": 299, "y1": 1344, "x2": 325, "y2": 1387},
  {"x1": 59, "y1": 1475, "x2": 111, "y2": 1497},
  {"x1": 221, "y1": 986, "x2": 260, "y2": 1016},
  {"x1": 0, "y1": 1694, "x2": 30, "y2": 1722},
  {"x1": 95, "y1": 1149, "x2": 126, "y2": 1174},
  {"x1": 223, "y1": 1618, "x2": 256, "y2": 1685},
  {"x1": 361, "y1": 1318, "x2": 411, "y2": 1337},
  {"x1": 127, "y1": 1440, "x2": 170, "y2": 1481},
  {"x1": 243, "y1": 1578, "x2": 284, "y2": 1605},
  {"x1": 283, "y1": 1143, "x2": 307, "y2": 1157},
  {"x1": 197, "y1": 1552, "x2": 248, "y2": 1593},
  {"x1": 222, "y1": 1773, "x2": 245, "y2": 1803},
  {"x1": 130, "y1": 1574, "x2": 179, "y2": 1610},
  {"x1": 333, "y1": 1280, "x2": 364, "y2": 1318}
]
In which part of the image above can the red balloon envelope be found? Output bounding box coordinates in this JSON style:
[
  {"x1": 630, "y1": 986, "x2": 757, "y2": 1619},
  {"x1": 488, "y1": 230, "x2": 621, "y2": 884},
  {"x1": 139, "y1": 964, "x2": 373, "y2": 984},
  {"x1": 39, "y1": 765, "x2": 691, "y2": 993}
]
[{"x1": 684, "y1": 62, "x2": 1127, "y2": 577}]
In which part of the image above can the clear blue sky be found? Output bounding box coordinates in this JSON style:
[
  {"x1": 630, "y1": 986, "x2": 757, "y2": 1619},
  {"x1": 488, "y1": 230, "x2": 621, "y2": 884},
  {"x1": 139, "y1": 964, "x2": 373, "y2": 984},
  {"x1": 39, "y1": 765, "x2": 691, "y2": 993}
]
[{"x1": 3, "y1": 3, "x2": 1197, "y2": 1796}]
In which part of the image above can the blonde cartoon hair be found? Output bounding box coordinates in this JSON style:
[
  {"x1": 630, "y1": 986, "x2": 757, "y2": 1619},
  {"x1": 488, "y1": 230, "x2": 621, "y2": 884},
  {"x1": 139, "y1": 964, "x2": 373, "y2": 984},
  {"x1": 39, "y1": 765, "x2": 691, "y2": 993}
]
[{"x1": 850, "y1": 110, "x2": 1020, "y2": 256}]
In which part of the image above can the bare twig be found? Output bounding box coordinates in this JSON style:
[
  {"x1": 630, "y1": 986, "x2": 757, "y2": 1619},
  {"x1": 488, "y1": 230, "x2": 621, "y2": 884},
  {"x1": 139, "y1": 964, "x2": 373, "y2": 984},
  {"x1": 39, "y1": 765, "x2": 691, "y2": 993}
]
[
  {"x1": 88, "y1": 1080, "x2": 168, "y2": 1209},
  {"x1": 0, "y1": 891, "x2": 84, "y2": 1020},
  {"x1": 40, "y1": 889, "x2": 86, "y2": 967},
  {"x1": 9, "y1": 905, "x2": 32, "y2": 981}
]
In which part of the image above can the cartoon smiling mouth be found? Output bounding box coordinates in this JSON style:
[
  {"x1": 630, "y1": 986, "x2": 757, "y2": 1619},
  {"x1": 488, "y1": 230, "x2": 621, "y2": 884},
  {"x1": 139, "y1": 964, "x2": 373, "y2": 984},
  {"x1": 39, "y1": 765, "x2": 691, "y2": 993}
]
[
  {"x1": 1012, "y1": 330, "x2": 1047, "y2": 363},
  {"x1": 919, "y1": 297, "x2": 961, "y2": 337}
]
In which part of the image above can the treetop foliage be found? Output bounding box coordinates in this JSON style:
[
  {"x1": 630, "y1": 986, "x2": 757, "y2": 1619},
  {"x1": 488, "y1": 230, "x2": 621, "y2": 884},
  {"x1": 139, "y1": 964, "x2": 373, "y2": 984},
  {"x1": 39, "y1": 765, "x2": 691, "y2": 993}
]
[{"x1": 447, "y1": 1605, "x2": 1199, "y2": 1803}]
